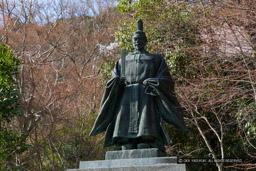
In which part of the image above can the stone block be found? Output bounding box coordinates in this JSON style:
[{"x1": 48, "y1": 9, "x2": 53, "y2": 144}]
[
  {"x1": 67, "y1": 164, "x2": 186, "y2": 171},
  {"x1": 79, "y1": 157, "x2": 177, "y2": 169},
  {"x1": 105, "y1": 148, "x2": 166, "y2": 160}
]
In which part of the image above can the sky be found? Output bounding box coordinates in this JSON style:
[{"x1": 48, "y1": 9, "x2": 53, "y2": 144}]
[{"x1": 0, "y1": 0, "x2": 119, "y2": 26}]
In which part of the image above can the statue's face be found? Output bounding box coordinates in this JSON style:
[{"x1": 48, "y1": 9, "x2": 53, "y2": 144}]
[{"x1": 133, "y1": 34, "x2": 146, "y2": 51}]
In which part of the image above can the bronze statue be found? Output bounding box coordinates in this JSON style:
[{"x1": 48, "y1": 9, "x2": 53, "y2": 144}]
[{"x1": 90, "y1": 19, "x2": 188, "y2": 152}]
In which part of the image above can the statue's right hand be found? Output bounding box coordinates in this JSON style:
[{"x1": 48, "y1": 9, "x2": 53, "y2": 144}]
[{"x1": 143, "y1": 79, "x2": 148, "y2": 86}]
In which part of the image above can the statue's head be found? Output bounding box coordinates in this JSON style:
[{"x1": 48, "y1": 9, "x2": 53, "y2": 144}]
[{"x1": 133, "y1": 19, "x2": 147, "y2": 52}]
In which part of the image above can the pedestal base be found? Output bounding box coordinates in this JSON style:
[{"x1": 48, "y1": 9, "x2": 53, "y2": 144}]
[{"x1": 67, "y1": 148, "x2": 186, "y2": 171}]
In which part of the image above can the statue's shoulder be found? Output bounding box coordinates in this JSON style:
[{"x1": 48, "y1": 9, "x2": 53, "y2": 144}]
[
  {"x1": 125, "y1": 52, "x2": 164, "y2": 62},
  {"x1": 146, "y1": 53, "x2": 163, "y2": 58},
  {"x1": 145, "y1": 53, "x2": 164, "y2": 61}
]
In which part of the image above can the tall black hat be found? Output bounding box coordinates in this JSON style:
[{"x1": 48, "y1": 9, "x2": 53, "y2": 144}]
[{"x1": 133, "y1": 19, "x2": 147, "y2": 42}]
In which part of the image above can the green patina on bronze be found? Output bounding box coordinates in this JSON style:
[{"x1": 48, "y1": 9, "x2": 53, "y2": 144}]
[{"x1": 90, "y1": 19, "x2": 188, "y2": 152}]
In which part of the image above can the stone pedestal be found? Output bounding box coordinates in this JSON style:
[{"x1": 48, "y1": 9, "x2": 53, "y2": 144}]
[
  {"x1": 67, "y1": 148, "x2": 186, "y2": 171},
  {"x1": 105, "y1": 148, "x2": 165, "y2": 159}
]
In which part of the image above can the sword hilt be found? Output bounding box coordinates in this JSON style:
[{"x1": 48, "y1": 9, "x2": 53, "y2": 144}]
[{"x1": 120, "y1": 49, "x2": 126, "y2": 80}]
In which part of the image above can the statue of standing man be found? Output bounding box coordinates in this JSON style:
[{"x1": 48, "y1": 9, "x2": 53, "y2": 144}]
[{"x1": 90, "y1": 19, "x2": 188, "y2": 153}]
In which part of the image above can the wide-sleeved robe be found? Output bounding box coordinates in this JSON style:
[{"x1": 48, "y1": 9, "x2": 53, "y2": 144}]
[{"x1": 90, "y1": 52, "x2": 188, "y2": 147}]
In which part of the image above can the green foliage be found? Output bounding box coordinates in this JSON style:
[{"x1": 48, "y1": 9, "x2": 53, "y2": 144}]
[
  {"x1": 0, "y1": 43, "x2": 28, "y2": 170},
  {"x1": 235, "y1": 101, "x2": 256, "y2": 138},
  {"x1": 115, "y1": 0, "x2": 199, "y2": 76},
  {"x1": 99, "y1": 59, "x2": 116, "y2": 85},
  {"x1": 101, "y1": 0, "x2": 199, "y2": 83}
]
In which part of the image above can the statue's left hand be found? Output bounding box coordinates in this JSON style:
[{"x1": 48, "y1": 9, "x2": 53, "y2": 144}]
[{"x1": 119, "y1": 77, "x2": 126, "y2": 85}]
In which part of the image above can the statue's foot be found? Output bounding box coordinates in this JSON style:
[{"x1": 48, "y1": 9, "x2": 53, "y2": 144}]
[
  {"x1": 137, "y1": 143, "x2": 150, "y2": 149},
  {"x1": 116, "y1": 144, "x2": 122, "y2": 150},
  {"x1": 121, "y1": 143, "x2": 135, "y2": 150}
]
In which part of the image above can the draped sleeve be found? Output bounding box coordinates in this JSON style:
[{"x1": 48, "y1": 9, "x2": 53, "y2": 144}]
[
  {"x1": 89, "y1": 62, "x2": 123, "y2": 136},
  {"x1": 144, "y1": 57, "x2": 188, "y2": 132}
]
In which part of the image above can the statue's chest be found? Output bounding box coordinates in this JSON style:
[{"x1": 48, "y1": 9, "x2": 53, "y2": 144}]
[{"x1": 125, "y1": 54, "x2": 158, "y2": 83}]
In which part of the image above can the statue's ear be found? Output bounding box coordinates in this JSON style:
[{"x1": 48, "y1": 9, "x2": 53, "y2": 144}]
[
  {"x1": 144, "y1": 44, "x2": 147, "y2": 51},
  {"x1": 144, "y1": 39, "x2": 147, "y2": 45},
  {"x1": 144, "y1": 37, "x2": 148, "y2": 44}
]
